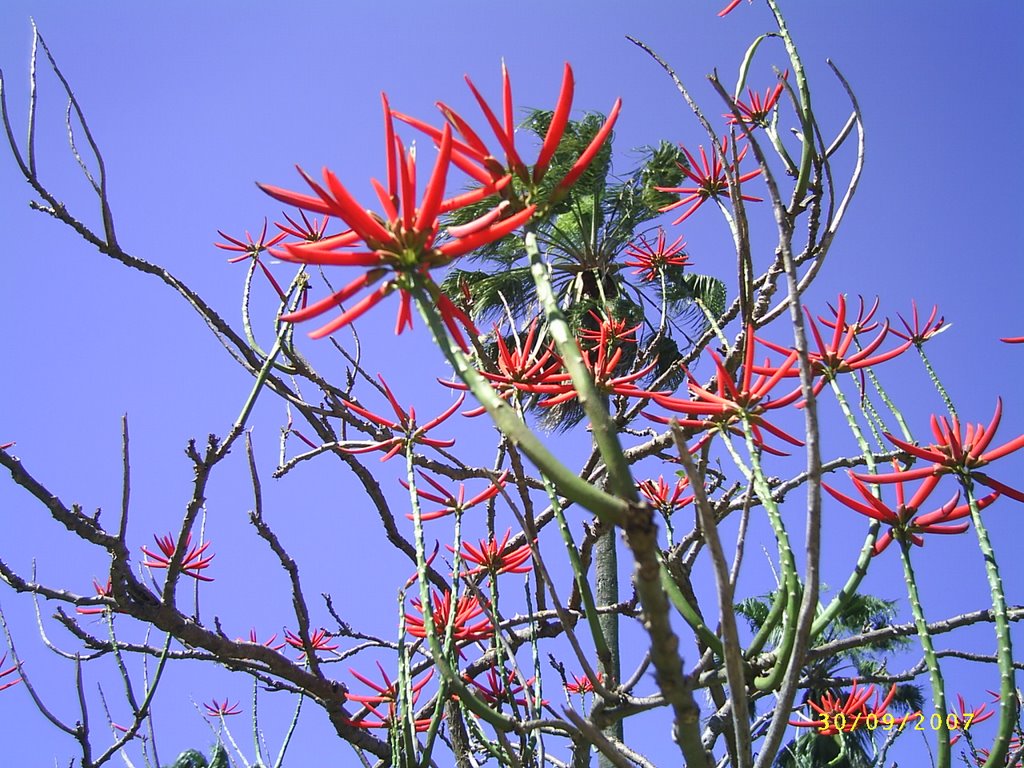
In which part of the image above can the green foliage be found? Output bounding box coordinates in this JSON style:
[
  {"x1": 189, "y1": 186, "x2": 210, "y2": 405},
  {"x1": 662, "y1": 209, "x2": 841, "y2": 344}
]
[
  {"x1": 209, "y1": 744, "x2": 229, "y2": 768},
  {"x1": 737, "y1": 590, "x2": 923, "y2": 768},
  {"x1": 436, "y1": 108, "x2": 726, "y2": 432},
  {"x1": 170, "y1": 749, "x2": 209, "y2": 768},
  {"x1": 170, "y1": 744, "x2": 229, "y2": 768}
]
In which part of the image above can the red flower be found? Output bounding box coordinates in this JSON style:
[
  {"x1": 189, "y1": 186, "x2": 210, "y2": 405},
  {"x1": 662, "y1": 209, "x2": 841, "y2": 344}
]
[
  {"x1": 757, "y1": 295, "x2": 913, "y2": 392},
  {"x1": 622, "y1": 229, "x2": 690, "y2": 282},
  {"x1": 284, "y1": 628, "x2": 338, "y2": 659},
  {"x1": 274, "y1": 210, "x2": 329, "y2": 242},
  {"x1": 565, "y1": 672, "x2": 602, "y2": 695},
  {"x1": 401, "y1": 470, "x2": 508, "y2": 522},
  {"x1": 824, "y1": 466, "x2": 998, "y2": 555},
  {"x1": 444, "y1": 319, "x2": 565, "y2": 416},
  {"x1": 141, "y1": 533, "x2": 215, "y2": 582},
  {"x1": 890, "y1": 300, "x2": 948, "y2": 344},
  {"x1": 216, "y1": 219, "x2": 288, "y2": 300},
  {"x1": 76, "y1": 578, "x2": 115, "y2": 615},
  {"x1": 449, "y1": 528, "x2": 533, "y2": 577},
  {"x1": 394, "y1": 62, "x2": 621, "y2": 198},
  {"x1": 638, "y1": 476, "x2": 695, "y2": 517},
  {"x1": 0, "y1": 653, "x2": 20, "y2": 693},
  {"x1": 346, "y1": 663, "x2": 434, "y2": 732},
  {"x1": 215, "y1": 219, "x2": 288, "y2": 261},
  {"x1": 656, "y1": 138, "x2": 763, "y2": 224},
  {"x1": 406, "y1": 589, "x2": 493, "y2": 643},
  {"x1": 819, "y1": 295, "x2": 882, "y2": 336},
  {"x1": 465, "y1": 667, "x2": 539, "y2": 708},
  {"x1": 726, "y1": 71, "x2": 788, "y2": 126},
  {"x1": 789, "y1": 681, "x2": 917, "y2": 735},
  {"x1": 260, "y1": 98, "x2": 534, "y2": 347},
  {"x1": 948, "y1": 694, "x2": 995, "y2": 745},
  {"x1": 646, "y1": 326, "x2": 804, "y2": 453},
  {"x1": 240, "y1": 628, "x2": 285, "y2": 652},
  {"x1": 578, "y1": 311, "x2": 641, "y2": 346},
  {"x1": 342, "y1": 375, "x2": 464, "y2": 462},
  {"x1": 855, "y1": 399, "x2": 1024, "y2": 503},
  {"x1": 203, "y1": 699, "x2": 241, "y2": 717},
  {"x1": 530, "y1": 322, "x2": 662, "y2": 407}
]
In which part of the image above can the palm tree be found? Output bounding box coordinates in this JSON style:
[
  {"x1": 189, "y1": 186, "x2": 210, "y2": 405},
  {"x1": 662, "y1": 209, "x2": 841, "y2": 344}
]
[
  {"x1": 736, "y1": 590, "x2": 924, "y2": 768},
  {"x1": 439, "y1": 108, "x2": 727, "y2": 429}
]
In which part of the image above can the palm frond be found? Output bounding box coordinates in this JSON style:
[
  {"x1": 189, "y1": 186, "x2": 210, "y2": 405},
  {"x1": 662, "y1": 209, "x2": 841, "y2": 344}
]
[{"x1": 440, "y1": 267, "x2": 536, "y2": 325}]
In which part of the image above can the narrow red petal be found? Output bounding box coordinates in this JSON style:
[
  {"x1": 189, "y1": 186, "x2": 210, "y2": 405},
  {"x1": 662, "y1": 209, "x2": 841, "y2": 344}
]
[{"x1": 534, "y1": 63, "x2": 574, "y2": 183}]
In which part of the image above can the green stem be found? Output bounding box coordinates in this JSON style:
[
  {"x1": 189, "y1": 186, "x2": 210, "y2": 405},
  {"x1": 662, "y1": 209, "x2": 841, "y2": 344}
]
[
  {"x1": 660, "y1": 556, "x2": 724, "y2": 657},
  {"x1": 916, "y1": 344, "x2": 958, "y2": 420},
  {"x1": 544, "y1": 474, "x2": 612, "y2": 668},
  {"x1": 240, "y1": 259, "x2": 302, "y2": 375},
  {"x1": 723, "y1": 427, "x2": 800, "y2": 691},
  {"x1": 766, "y1": 0, "x2": 814, "y2": 207},
  {"x1": 744, "y1": 581, "x2": 787, "y2": 659},
  {"x1": 410, "y1": 276, "x2": 627, "y2": 525},
  {"x1": 522, "y1": 229, "x2": 638, "y2": 505},
  {"x1": 862, "y1": 364, "x2": 913, "y2": 442},
  {"x1": 964, "y1": 481, "x2": 1016, "y2": 768},
  {"x1": 849, "y1": 371, "x2": 887, "y2": 450},
  {"x1": 811, "y1": 379, "x2": 879, "y2": 637},
  {"x1": 898, "y1": 542, "x2": 950, "y2": 768}
]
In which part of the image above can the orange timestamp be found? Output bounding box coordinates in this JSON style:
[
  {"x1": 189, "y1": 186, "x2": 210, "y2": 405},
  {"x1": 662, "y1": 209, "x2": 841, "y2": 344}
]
[{"x1": 817, "y1": 710, "x2": 979, "y2": 734}]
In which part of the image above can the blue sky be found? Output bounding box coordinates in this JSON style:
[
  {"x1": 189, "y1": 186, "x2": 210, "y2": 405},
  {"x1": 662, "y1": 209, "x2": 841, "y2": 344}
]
[{"x1": 1, "y1": 2, "x2": 1022, "y2": 766}]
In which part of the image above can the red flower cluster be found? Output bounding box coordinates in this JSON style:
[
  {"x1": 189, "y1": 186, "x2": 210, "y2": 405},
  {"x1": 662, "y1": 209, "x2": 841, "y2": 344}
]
[
  {"x1": 623, "y1": 229, "x2": 689, "y2": 282},
  {"x1": 638, "y1": 476, "x2": 695, "y2": 516},
  {"x1": 891, "y1": 300, "x2": 947, "y2": 344},
  {"x1": 141, "y1": 533, "x2": 215, "y2": 582},
  {"x1": 284, "y1": 628, "x2": 338, "y2": 659},
  {"x1": 541, "y1": 327, "x2": 661, "y2": 407},
  {"x1": 789, "y1": 681, "x2": 916, "y2": 735},
  {"x1": 401, "y1": 470, "x2": 508, "y2": 522},
  {"x1": 757, "y1": 294, "x2": 913, "y2": 393},
  {"x1": 656, "y1": 138, "x2": 763, "y2": 224},
  {"x1": 564, "y1": 672, "x2": 602, "y2": 695},
  {"x1": 259, "y1": 63, "x2": 620, "y2": 345},
  {"x1": 346, "y1": 663, "x2": 434, "y2": 732},
  {"x1": 465, "y1": 667, "x2": 539, "y2": 708},
  {"x1": 444, "y1": 319, "x2": 562, "y2": 414},
  {"x1": 261, "y1": 116, "x2": 526, "y2": 346},
  {"x1": 727, "y1": 71, "x2": 788, "y2": 126},
  {"x1": 203, "y1": 699, "x2": 241, "y2": 718},
  {"x1": 578, "y1": 311, "x2": 640, "y2": 346},
  {"x1": 824, "y1": 465, "x2": 998, "y2": 555},
  {"x1": 647, "y1": 325, "x2": 803, "y2": 454},
  {"x1": 450, "y1": 529, "x2": 533, "y2": 577},
  {"x1": 216, "y1": 219, "x2": 288, "y2": 300},
  {"x1": 855, "y1": 399, "x2": 1024, "y2": 503},
  {"x1": 949, "y1": 694, "x2": 995, "y2": 745},
  {"x1": 406, "y1": 589, "x2": 493, "y2": 644},
  {"x1": 342, "y1": 375, "x2": 463, "y2": 462},
  {"x1": 76, "y1": 578, "x2": 115, "y2": 615}
]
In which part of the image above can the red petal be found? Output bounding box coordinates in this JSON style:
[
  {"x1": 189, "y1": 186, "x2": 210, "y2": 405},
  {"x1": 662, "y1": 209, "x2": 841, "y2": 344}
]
[{"x1": 534, "y1": 63, "x2": 574, "y2": 183}]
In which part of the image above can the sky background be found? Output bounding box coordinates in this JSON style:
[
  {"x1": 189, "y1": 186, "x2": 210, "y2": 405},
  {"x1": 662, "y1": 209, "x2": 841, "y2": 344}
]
[{"x1": 1, "y1": 1, "x2": 1022, "y2": 766}]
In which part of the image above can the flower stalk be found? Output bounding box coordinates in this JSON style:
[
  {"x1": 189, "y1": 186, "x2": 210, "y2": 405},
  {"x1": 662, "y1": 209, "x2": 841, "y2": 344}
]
[{"x1": 897, "y1": 541, "x2": 950, "y2": 768}]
